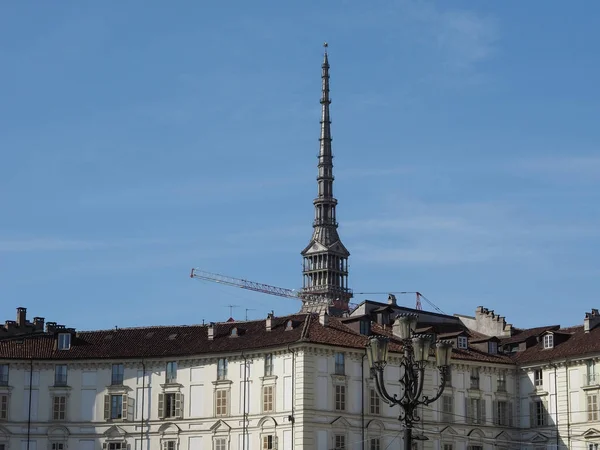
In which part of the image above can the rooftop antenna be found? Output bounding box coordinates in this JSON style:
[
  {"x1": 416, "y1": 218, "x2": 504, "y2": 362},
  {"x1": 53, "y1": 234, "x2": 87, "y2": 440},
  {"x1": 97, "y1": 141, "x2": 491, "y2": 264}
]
[
  {"x1": 245, "y1": 308, "x2": 256, "y2": 321},
  {"x1": 224, "y1": 304, "x2": 239, "y2": 318}
]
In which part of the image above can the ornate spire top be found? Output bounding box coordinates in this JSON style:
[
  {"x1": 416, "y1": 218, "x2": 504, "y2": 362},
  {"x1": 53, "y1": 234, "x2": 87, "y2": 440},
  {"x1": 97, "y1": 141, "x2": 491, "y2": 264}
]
[{"x1": 320, "y1": 43, "x2": 332, "y2": 157}]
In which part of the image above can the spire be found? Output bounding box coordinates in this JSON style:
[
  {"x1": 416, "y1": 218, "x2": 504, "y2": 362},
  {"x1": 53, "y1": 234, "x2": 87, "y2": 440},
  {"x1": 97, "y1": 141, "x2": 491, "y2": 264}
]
[{"x1": 300, "y1": 44, "x2": 353, "y2": 316}]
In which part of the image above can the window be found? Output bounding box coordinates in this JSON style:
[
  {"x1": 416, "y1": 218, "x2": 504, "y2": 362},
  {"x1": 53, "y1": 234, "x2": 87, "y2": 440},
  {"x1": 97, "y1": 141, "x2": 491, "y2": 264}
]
[
  {"x1": 335, "y1": 384, "x2": 346, "y2": 411},
  {"x1": 588, "y1": 394, "x2": 598, "y2": 421},
  {"x1": 443, "y1": 445, "x2": 454, "y2": 450},
  {"x1": 53, "y1": 395, "x2": 67, "y2": 420},
  {"x1": 103, "y1": 394, "x2": 127, "y2": 420},
  {"x1": 531, "y1": 400, "x2": 547, "y2": 427},
  {"x1": 159, "y1": 392, "x2": 182, "y2": 419},
  {"x1": 51, "y1": 444, "x2": 65, "y2": 450},
  {"x1": 162, "y1": 441, "x2": 176, "y2": 450},
  {"x1": 457, "y1": 336, "x2": 468, "y2": 349},
  {"x1": 467, "y1": 447, "x2": 483, "y2": 450},
  {"x1": 57, "y1": 333, "x2": 71, "y2": 350},
  {"x1": 264, "y1": 354, "x2": 273, "y2": 377},
  {"x1": 446, "y1": 366, "x2": 452, "y2": 385},
  {"x1": 497, "y1": 370, "x2": 506, "y2": 392},
  {"x1": 360, "y1": 321, "x2": 370, "y2": 335},
  {"x1": 0, "y1": 365, "x2": 8, "y2": 386},
  {"x1": 262, "y1": 435, "x2": 275, "y2": 449},
  {"x1": 489, "y1": 341, "x2": 498, "y2": 354},
  {"x1": 335, "y1": 352, "x2": 345, "y2": 375},
  {"x1": 334, "y1": 434, "x2": 345, "y2": 449},
  {"x1": 369, "y1": 389, "x2": 380, "y2": 415},
  {"x1": 217, "y1": 358, "x2": 228, "y2": 380},
  {"x1": 166, "y1": 361, "x2": 177, "y2": 383},
  {"x1": 54, "y1": 365, "x2": 68, "y2": 386},
  {"x1": 534, "y1": 369, "x2": 543, "y2": 387},
  {"x1": 589, "y1": 444, "x2": 599, "y2": 450},
  {"x1": 215, "y1": 438, "x2": 226, "y2": 450},
  {"x1": 470, "y1": 368, "x2": 480, "y2": 389},
  {"x1": 441, "y1": 395, "x2": 453, "y2": 422},
  {"x1": 0, "y1": 394, "x2": 8, "y2": 419},
  {"x1": 496, "y1": 400, "x2": 510, "y2": 426},
  {"x1": 111, "y1": 364, "x2": 124, "y2": 385},
  {"x1": 467, "y1": 398, "x2": 485, "y2": 424},
  {"x1": 369, "y1": 438, "x2": 380, "y2": 450},
  {"x1": 108, "y1": 444, "x2": 124, "y2": 450},
  {"x1": 587, "y1": 360, "x2": 598, "y2": 385},
  {"x1": 263, "y1": 385, "x2": 274, "y2": 413},
  {"x1": 215, "y1": 389, "x2": 228, "y2": 416},
  {"x1": 543, "y1": 334, "x2": 554, "y2": 349}
]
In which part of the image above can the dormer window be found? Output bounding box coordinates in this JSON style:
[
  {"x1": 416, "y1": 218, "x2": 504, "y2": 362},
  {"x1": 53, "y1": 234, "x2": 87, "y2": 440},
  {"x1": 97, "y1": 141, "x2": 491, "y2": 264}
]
[
  {"x1": 285, "y1": 320, "x2": 293, "y2": 331},
  {"x1": 543, "y1": 334, "x2": 554, "y2": 349},
  {"x1": 488, "y1": 341, "x2": 498, "y2": 354},
  {"x1": 230, "y1": 327, "x2": 238, "y2": 337},
  {"x1": 57, "y1": 333, "x2": 71, "y2": 350},
  {"x1": 457, "y1": 336, "x2": 468, "y2": 349}
]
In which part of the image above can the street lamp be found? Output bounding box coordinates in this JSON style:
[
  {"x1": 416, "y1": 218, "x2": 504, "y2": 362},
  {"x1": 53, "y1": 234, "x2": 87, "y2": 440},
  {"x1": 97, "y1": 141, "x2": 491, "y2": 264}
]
[{"x1": 366, "y1": 314, "x2": 453, "y2": 450}]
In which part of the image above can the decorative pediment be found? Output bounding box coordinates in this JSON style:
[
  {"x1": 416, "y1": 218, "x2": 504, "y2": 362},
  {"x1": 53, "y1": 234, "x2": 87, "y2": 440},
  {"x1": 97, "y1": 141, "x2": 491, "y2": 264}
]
[
  {"x1": 47, "y1": 426, "x2": 69, "y2": 438},
  {"x1": 365, "y1": 419, "x2": 385, "y2": 431},
  {"x1": 494, "y1": 431, "x2": 511, "y2": 441},
  {"x1": 331, "y1": 416, "x2": 352, "y2": 428},
  {"x1": 0, "y1": 425, "x2": 10, "y2": 440},
  {"x1": 210, "y1": 420, "x2": 231, "y2": 433},
  {"x1": 158, "y1": 423, "x2": 181, "y2": 435},
  {"x1": 582, "y1": 428, "x2": 600, "y2": 439},
  {"x1": 531, "y1": 433, "x2": 549, "y2": 443},
  {"x1": 258, "y1": 416, "x2": 278, "y2": 429},
  {"x1": 467, "y1": 428, "x2": 485, "y2": 438},
  {"x1": 103, "y1": 425, "x2": 127, "y2": 438},
  {"x1": 440, "y1": 426, "x2": 458, "y2": 435},
  {"x1": 301, "y1": 240, "x2": 328, "y2": 255}
]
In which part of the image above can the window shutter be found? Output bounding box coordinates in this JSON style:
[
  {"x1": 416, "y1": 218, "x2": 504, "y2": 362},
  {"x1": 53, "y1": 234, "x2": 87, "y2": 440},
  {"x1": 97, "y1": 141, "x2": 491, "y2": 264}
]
[
  {"x1": 158, "y1": 393, "x2": 165, "y2": 419},
  {"x1": 542, "y1": 400, "x2": 549, "y2": 426},
  {"x1": 508, "y1": 402, "x2": 514, "y2": 427},
  {"x1": 103, "y1": 395, "x2": 110, "y2": 420},
  {"x1": 122, "y1": 395, "x2": 128, "y2": 421},
  {"x1": 175, "y1": 392, "x2": 183, "y2": 418},
  {"x1": 529, "y1": 401, "x2": 535, "y2": 428},
  {"x1": 492, "y1": 400, "x2": 497, "y2": 425},
  {"x1": 480, "y1": 399, "x2": 486, "y2": 425},
  {"x1": 465, "y1": 398, "x2": 471, "y2": 424}
]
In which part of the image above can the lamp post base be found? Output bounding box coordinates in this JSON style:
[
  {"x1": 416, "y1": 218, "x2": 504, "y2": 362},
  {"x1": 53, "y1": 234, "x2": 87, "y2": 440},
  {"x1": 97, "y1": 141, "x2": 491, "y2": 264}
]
[{"x1": 404, "y1": 427, "x2": 412, "y2": 450}]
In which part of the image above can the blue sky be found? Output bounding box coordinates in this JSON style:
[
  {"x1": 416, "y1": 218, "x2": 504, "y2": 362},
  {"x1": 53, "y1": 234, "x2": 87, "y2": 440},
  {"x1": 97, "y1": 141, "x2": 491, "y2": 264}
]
[{"x1": 1, "y1": 1, "x2": 599, "y2": 331}]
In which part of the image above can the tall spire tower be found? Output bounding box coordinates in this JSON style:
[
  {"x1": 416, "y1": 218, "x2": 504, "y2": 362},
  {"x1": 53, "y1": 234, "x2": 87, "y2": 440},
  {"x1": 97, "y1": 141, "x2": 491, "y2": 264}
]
[{"x1": 300, "y1": 44, "x2": 353, "y2": 315}]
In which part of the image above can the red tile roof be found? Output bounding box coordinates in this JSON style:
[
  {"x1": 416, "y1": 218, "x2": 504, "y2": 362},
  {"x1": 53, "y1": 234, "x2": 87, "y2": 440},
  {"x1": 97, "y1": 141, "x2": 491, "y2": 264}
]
[{"x1": 499, "y1": 325, "x2": 560, "y2": 345}]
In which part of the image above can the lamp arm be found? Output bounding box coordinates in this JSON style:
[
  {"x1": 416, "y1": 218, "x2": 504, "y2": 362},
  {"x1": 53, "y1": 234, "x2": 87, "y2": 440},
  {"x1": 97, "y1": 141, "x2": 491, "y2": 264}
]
[
  {"x1": 420, "y1": 366, "x2": 449, "y2": 406},
  {"x1": 372, "y1": 368, "x2": 399, "y2": 405},
  {"x1": 413, "y1": 364, "x2": 426, "y2": 403}
]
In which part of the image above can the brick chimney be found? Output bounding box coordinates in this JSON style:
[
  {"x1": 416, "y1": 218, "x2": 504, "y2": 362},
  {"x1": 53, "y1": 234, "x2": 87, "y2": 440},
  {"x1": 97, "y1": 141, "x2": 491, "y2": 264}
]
[
  {"x1": 208, "y1": 322, "x2": 215, "y2": 340},
  {"x1": 33, "y1": 317, "x2": 45, "y2": 331},
  {"x1": 387, "y1": 294, "x2": 397, "y2": 306},
  {"x1": 16, "y1": 307, "x2": 27, "y2": 327},
  {"x1": 584, "y1": 309, "x2": 600, "y2": 333},
  {"x1": 266, "y1": 312, "x2": 274, "y2": 332},
  {"x1": 4, "y1": 320, "x2": 16, "y2": 330},
  {"x1": 46, "y1": 321, "x2": 57, "y2": 333},
  {"x1": 319, "y1": 310, "x2": 329, "y2": 327}
]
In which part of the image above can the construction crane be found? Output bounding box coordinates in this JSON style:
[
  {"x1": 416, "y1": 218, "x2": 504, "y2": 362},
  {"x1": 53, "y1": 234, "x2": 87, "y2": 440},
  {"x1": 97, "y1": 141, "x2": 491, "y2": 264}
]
[
  {"x1": 190, "y1": 268, "x2": 353, "y2": 311},
  {"x1": 190, "y1": 269, "x2": 429, "y2": 311}
]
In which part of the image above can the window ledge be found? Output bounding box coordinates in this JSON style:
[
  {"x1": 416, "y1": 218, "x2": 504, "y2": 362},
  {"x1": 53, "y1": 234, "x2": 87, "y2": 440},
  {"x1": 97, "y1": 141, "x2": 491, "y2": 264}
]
[
  {"x1": 212, "y1": 380, "x2": 233, "y2": 387},
  {"x1": 160, "y1": 382, "x2": 183, "y2": 390},
  {"x1": 106, "y1": 385, "x2": 132, "y2": 393},
  {"x1": 330, "y1": 374, "x2": 347, "y2": 384}
]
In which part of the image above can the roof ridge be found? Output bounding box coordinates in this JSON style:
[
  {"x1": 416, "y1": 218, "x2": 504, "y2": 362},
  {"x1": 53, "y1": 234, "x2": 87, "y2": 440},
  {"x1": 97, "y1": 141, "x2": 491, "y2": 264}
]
[{"x1": 300, "y1": 313, "x2": 312, "y2": 340}]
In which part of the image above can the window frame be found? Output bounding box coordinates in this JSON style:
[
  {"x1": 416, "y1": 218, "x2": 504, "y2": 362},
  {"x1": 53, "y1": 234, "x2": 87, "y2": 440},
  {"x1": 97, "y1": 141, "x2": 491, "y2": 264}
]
[
  {"x1": 497, "y1": 370, "x2": 507, "y2": 392},
  {"x1": 215, "y1": 389, "x2": 229, "y2": 417},
  {"x1": 166, "y1": 361, "x2": 178, "y2": 383},
  {"x1": 534, "y1": 369, "x2": 543, "y2": 387},
  {"x1": 264, "y1": 353, "x2": 273, "y2": 377},
  {"x1": 334, "y1": 434, "x2": 346, "y2": 450},
  {"x1": 543, "y1": 334, "x2": 554, "y2": 349},
  {"x1": 52, "y1": 394, "x2": 67, "y2": 421},
  {"x1": 588, "y1": 393, "x2": 598, "y2": 421},
  {"x1": 457, "y1": 336, "x2": 468, "y2": 349},
  {"x1": 263, "y1": 385, "x2": 274, "y2": 413},
  {"x1": 335, "y1": 384, "x2": 346, "y2": 411},
  {"x1": 470, "y1": 368, "x2": 480, "y2": 389},
  {"x1": 334, "y1": 352, "x2": 345, "y2": 375},
  {"x1": 0, "y1": 365, "x2": 8, "y2": 386},
  {"x1": 217, "y1": 358, "x2": 228, "y2": 381},
  {"x1": 369, "y1": 388, "x2": 380, "y2": 415},
  {"x1": 111, "y1": 363, "x2": 124, "y2": 385},
  {"x1": 57, "y1": 333, "x2": 71, "y2": 350},
  {"x1": 54, "y1": 365, "x2": 68, "y2": 386},
  {"x1": 0, "y1": 394, "x2": 9, "y2": 419}
]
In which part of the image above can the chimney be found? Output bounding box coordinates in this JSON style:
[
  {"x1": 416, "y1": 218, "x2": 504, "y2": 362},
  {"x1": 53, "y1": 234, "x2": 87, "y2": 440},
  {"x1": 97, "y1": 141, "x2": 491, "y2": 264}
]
[
  {"x1": 16, "y1": 307, "x2": 27, "y2": 327},
  {"x1": 387, "y1": 294, "x2": 397, "y2": 306},
  {"x1": 208, "y1": 322, "x2": 215, "y2": 340},
  {"x1": 584, "y1": 309, "x2": 600, "y2": 333},
  {"x1": 319, "y1": 310, "x2": 329, "y2": 327},
  {"x1": 46, "y1": 321, "x2": 57, "y2": 333},
  {"x1": 4, "y1": 320, "x2": 16, "y2": 330},
  {"x1": 33, "y1": 317, "x2": 45, "y2": 331},
  {"x1": 266, "y1": 311, "x2": 274, "y2": 332}
]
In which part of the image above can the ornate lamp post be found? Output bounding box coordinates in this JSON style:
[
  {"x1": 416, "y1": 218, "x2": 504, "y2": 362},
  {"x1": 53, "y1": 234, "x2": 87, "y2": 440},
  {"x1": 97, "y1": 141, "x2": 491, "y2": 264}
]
[{"x1": 366, "y1": 314, "x2": 453, "y2": 450}]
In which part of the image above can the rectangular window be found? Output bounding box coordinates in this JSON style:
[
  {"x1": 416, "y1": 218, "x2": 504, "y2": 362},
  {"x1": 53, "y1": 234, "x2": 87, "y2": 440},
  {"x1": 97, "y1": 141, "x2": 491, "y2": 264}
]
[
  {"x1": 0, "y1": 364, "x2": 8, "y2": 386},
  {"x1": 51, "y1": 444, "x2": 65, "y2": 450},
  {"x1": 160, "y1": 392, "x2": 182, "y2": 418},
  {"x1": 457, "y1": 336, "x2": 468, "y2": 349},
  {"x1": 488, "y1": 341, "x2": 498, "y2": 354},
  {"x1": 443, "y1": 445, "x2": 454, "y2": 450},
  {"x1": 264, "y1": 353, "x2": 273, "y2": 377},
  {"x1": 498, "y1": 370, "x2": 506, "y2": 391},
  {"x1": 335, "y1": 385, "x2": 346, "y2": 411},
  {"x1": 54, "y1": 365, "x2": 68, "y2": 386},
  {"x1": 215, "y1": 389, "x2": 228, "y2": 416},
  {"x1": 467, "y1": 398, "x2": 485, "y2": 424},
  {"x1": 104, "y1": 394, "x2": 127, "y2": 420},
  {"x1": 470, "y1": 368, "x2": 480, "y2": 389},
  {"x1": 263, "y1": 385, "x2": 274, "y2": 413},
  {"x1": 467, "y1": 447, "x2": 483, "y2": 450},
  {"x1": 215, "y1": 438, "x2": 226, "y2": 450},
  {"x1": 111, "y1": 364, "x2": 124, "y2": 385},
  {"x1": 53, "y1": 395, "x2": 66, "y2": 420},
  {"x1": 369, "y1": 438, "x2": 380, "y2": 450},
  {"x1": 334, "y1": 434, "x2": 345, "y2": 449},
  {"x1": 588, "y1": 394, "x2": 598, "y2": 421},
  {"x1": 217, "y1": 359, "x2": 228, "y2": 381},
  {"x1": 262, "y1": 435, "x2": 274, "y2": 450},
  {"x1": 587, "y1": 360, "x2": 598, "y2": 385},
  {"x1": 497, "y1": 400, "x2": 509, "y2": 426},
  {"x1": 360, "y1": 321, "x2": 370, "y2": 335},
  {"x1": 446, "y1": 366, "x2": 452, "y2": 385},
  {"x1": 57, "y1": 333, "x2": 71, "y2": 350},
  {"x1": 543, "y1": 334, "x2": 554, "y2": 349},
  {"x1": 0, "y1": 394, "x2": 8, "y2": 419},
  {"x1": 108, "y1": 444, "x2": 123, "y2": 450},
  {"x1": 166, "y1": 361, "x2": 177, "y2": 383},
  {"x1": 441, "y1": 395, "x2": 453, "y2": 422},
  {"x1": 532, "y1": 400, "x2": 547, "y2": 427},
  {"x1": 369, "y1": 389, "x2": 380, "y2": 415},
  {"x1": 162, "y1": 441, "x2": 176, "y2": 450},
  {"x1": 335, "y1": 353, "x2": 345, "y2": 375},
  {"x1": 534, "y1": 369, "x2": 543, "y2": 387}
]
